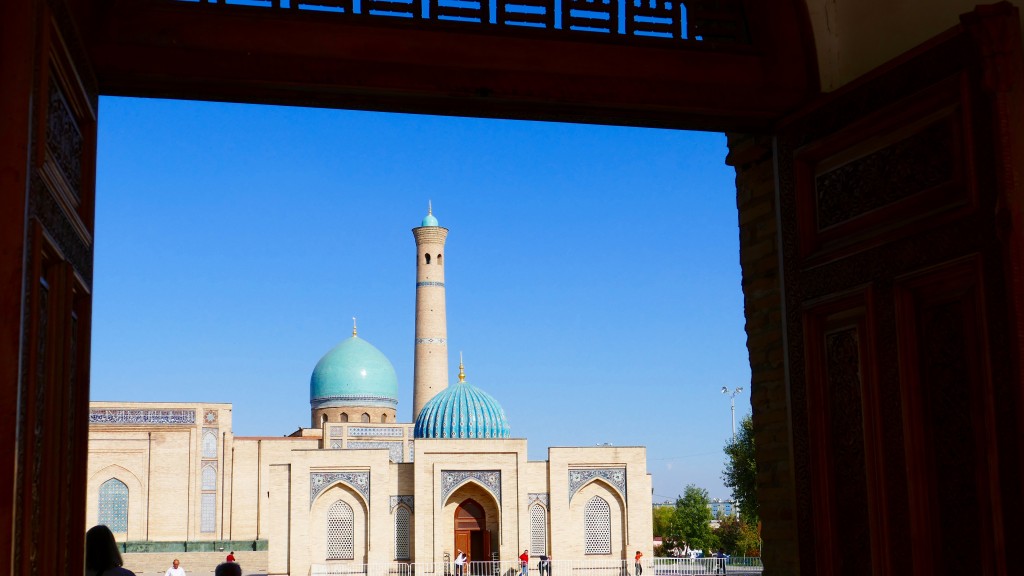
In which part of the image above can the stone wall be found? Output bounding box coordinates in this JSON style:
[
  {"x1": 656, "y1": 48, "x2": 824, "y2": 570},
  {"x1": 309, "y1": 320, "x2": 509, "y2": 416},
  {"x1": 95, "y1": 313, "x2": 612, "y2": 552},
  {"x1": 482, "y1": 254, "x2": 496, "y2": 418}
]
[{"x1": 121, "y1": 551, "x2": 266, "y2": 575}]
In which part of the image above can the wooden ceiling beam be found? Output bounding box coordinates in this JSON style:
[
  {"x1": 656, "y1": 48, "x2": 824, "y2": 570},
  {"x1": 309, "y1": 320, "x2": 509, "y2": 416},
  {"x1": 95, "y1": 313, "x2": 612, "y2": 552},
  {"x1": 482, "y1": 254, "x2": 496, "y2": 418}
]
[{"x1": 86, "y1": 0, "x2": 814, "y2": 130}]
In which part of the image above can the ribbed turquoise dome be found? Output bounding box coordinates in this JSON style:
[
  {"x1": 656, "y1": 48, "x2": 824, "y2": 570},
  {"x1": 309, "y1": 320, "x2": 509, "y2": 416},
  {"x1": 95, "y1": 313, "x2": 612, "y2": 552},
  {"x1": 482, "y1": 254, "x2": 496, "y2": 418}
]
[
  {"x1": 414, "y1": 379, "x2": 511, "y2": 439},
  {"x1": 310, "y1": 336, "x2": 398, "y2": 411}
]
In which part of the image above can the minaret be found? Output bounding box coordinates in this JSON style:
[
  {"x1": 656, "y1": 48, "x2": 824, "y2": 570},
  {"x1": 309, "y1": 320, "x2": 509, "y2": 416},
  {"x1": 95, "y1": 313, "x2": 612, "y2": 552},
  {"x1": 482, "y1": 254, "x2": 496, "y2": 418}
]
[{"x1": 412, "y1": 202, "x2": 449, "y2": 420}]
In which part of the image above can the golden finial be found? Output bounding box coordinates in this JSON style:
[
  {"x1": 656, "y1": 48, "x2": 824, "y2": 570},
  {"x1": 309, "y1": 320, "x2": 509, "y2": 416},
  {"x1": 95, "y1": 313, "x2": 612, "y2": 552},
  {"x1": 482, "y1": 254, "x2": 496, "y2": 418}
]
[
  {"x1": 458, "y1": 351, "x2": 466, "y2": 383},
  {"x1": 352, "y1": 317, "x2": 358, "y2": 337}
]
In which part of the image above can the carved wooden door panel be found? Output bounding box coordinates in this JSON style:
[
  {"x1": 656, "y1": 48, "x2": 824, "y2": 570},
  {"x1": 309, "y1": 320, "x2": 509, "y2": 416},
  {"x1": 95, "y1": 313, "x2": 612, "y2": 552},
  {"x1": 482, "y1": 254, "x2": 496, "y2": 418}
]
[
  {"x1": 774, "y1": 6, "x2": 1023, "y2": 576},
  {"x1": 4, "y1": 1, "x2": 98, "y2": 575}
]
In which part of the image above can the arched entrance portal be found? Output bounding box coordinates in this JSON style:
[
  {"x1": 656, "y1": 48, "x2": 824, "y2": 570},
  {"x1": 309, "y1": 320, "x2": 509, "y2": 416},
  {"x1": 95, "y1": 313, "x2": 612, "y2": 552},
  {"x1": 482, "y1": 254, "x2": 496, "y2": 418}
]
[{"x1": 455, "y1": 499, "x2": 491, "y2": 574}]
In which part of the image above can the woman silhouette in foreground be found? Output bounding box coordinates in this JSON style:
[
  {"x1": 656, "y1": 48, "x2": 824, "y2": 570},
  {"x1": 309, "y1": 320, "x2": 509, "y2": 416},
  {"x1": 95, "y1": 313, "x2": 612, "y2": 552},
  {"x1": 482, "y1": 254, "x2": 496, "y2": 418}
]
[{"x1": 85, "y1": 525, "x2": 136, "y2": 576}]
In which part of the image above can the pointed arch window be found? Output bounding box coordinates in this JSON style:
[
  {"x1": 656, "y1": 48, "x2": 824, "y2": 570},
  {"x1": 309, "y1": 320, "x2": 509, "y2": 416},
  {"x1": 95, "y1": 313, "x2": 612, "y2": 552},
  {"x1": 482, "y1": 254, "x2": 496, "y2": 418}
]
[
  {"x1": 361, "y1": 413, "x2": 370, "y2": 423},
  {"x1": 394, "y1": 505, "x2": 411, "y2": 560},
  {"x1": 327, "y1": 500, "x2": 355, "y2": 560},
  {"x1": 202, "y1": 429, "x2": 218, "y2": 458},
  {"x1": 340, "y1": 413, "x2": 349, "y2": 423},
  {"x1": 202, "y1": 464, "x2": 217, "y2": 491},
  {"x1": 584, "y1": 496, "x2": 611, "y2": 554},
  {"x1": 425, "y1": 254, "x2": 431, "y2": 264},
  {"x1": 98, "y1": 478, "x2": 129, "y2": 533},
  {"x1": 530, "y1": 503, "x2": 547, "y2": 555}
]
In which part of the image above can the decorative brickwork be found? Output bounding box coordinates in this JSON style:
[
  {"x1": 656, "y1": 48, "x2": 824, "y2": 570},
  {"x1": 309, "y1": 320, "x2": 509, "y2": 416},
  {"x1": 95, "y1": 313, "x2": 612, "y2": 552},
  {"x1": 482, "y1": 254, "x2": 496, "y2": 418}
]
[
  {"x1": 346, "y1": 440, "x2": 405, "y2": 462},
  {"x1": 441, "y1": 470, "x2": 500, "y2": 504},
  {"x1": 348, "y1": 427, "x2": 404, "y2": 437},
  {"x1": 311, "y1": 471, "x2": 370, "y2": 504},
  {"x1": 89, "y1": 409, "x2": 196, "y2": 425},
  {"x1": 390, "y1": 495, "x2": 415, "y2": 512},
  {"x1": 568, "y1": 468, "x2": 625, "y2": 502},
  {"x1": 726, "y1": 133, "x2": 795, "y2": 574}
]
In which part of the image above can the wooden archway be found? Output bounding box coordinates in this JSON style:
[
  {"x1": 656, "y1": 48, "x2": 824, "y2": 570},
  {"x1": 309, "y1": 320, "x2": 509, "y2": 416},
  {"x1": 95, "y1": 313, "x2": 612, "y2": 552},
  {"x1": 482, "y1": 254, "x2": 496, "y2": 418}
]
[{"x1": 455, "y1": 499, "x2": 490, "y2": 570}]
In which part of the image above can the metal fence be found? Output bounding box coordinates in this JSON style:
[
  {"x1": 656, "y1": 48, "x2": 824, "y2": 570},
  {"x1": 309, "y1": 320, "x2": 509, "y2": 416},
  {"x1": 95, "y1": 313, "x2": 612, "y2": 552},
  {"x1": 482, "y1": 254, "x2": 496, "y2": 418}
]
[
  {"x1": 310, "y1": 558, "x2": 762, "y2": 576},
  {"x1": 652, "y1": 557, "x2": 762, "y2": 574},
  {"x1": 310, "y1": 563, "x2": 414, "y2": 576}
]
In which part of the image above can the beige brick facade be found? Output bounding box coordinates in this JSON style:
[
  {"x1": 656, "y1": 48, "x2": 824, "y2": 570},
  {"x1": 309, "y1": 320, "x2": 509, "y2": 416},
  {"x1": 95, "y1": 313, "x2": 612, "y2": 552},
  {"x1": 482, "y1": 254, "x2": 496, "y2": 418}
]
[{"x1": 88, "y1": 404, "x2": 652, "y2": 576}]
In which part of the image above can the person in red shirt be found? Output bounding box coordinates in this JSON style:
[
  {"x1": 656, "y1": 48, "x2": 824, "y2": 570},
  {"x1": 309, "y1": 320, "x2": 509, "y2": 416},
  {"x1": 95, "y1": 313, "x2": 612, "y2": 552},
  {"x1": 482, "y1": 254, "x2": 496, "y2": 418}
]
[
  {"x1": 634, "y1": 551, "x2": 643, "y2": 576},
  {"x1": 225, "y1": 551, "x2": 235, "y2": 563},
  {"x1": 519, "y1": 550, "x2": 529, "y2": 576}
]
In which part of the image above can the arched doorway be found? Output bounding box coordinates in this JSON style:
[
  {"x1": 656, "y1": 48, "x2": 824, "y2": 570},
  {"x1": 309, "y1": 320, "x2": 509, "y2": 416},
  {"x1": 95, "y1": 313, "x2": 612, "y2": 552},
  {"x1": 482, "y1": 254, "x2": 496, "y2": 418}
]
[{"x1": 455, "y1": 499, "x2": 490, "y2": 574}]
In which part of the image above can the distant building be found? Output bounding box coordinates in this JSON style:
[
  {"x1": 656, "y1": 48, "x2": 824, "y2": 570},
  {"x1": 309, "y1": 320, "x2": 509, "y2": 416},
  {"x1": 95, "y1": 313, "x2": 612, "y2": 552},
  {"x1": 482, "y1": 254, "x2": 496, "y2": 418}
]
[{"x1": 86, "y1": 208, "x2": 653, "y2": 576}]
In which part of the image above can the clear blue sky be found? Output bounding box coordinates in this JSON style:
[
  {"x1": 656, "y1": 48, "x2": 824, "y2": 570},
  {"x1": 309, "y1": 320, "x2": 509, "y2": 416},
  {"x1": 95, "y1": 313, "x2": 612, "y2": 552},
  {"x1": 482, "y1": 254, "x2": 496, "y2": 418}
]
[{"x1": 91, "y1": 96, "x2": 752, "y2": 501}]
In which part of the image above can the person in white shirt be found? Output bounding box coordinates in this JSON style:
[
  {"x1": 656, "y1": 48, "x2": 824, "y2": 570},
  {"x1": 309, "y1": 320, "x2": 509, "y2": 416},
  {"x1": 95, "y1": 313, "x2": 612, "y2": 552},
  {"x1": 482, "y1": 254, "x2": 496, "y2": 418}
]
[
  {"x1": 165, "y1": 558, "x2": 186, "y2": 576},
  {"x1": 454, "y1": 549, "x2": 467, "y2": 576}
]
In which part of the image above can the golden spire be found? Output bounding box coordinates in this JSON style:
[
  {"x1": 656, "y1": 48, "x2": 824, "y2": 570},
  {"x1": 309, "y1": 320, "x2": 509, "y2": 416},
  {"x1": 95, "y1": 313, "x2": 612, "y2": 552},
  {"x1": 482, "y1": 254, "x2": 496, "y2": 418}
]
[
  {"x1": 458, "y1": 351, "x2": 466, "y2": 383},
  {"x1": 352, "y1": 316, "x2": 358, "y2": 337}
]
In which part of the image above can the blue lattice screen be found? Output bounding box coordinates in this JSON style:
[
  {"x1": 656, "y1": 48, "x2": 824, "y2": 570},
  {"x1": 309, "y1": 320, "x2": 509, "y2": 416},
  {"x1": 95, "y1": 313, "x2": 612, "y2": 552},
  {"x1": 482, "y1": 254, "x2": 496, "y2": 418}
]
[{"x1": 98, "y1": 478, "x2": 129, "y2": 533}]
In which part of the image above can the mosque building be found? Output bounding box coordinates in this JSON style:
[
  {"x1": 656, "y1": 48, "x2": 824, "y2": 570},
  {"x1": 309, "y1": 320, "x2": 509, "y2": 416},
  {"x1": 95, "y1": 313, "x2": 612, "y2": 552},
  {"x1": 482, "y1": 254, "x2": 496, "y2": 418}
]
[{"x1": 86, "y1": 207, "x2": 653, "y2": 575}]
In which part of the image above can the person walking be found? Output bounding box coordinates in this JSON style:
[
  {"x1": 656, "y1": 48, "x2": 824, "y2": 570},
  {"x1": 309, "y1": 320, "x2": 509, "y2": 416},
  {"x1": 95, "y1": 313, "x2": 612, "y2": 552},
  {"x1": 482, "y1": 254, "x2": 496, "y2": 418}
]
[
  {"x1": 519, "y1": 550, "x2": 529, "y2": 576},
  {"x1": 165, "y1": 558, "x2": 186, "y2": 576},
  {"x1": 634, "y1": 551, "x2": 643, "y2": 576},
  {"x1": 226, "y1": 551, "x2": 236, "y2": 562}
]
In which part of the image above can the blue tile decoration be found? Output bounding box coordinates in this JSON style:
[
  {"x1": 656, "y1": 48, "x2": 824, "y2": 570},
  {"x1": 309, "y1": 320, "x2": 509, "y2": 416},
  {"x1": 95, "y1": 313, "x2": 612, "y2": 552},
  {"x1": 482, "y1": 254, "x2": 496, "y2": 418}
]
[
  {"x1": 529, "y1": 492, "x2": 549, "y2": 508},
  {"x1": 390, "y1": 495, "x2": 415, "y2": 512},
  {"x1": 413, "y1": 380, "x2": 510, "y2": 439},
  {"x1": 331, "y1": 440, "x2": 343, "y2": 449},
  {"x1": 349, "y1": 426, "x2": 404, "y2": 437},
  {"x1": 416, "y1": 281, "x2": 446, "y2": 288},
  {"x1": 98, "y1": 478, "x2": 129, "y2": 533},
  {"x1": 415, "y1": 337, "x2": 447, "y2": 345},
  {"x1": 331, "y1": 426, "x2": 345, "y2": 437},
  {"x1": 408, "y1": 441, "x2": 415, "y2": 462},
  {"x1": 203, "y1": 409, "x2": 218, "y2": 424},
  {"x1": 568, "y1": 468, "x2": 626, "y2": 502},
  {"x1": 90, "y1": 408, "x2": 196, "y2": 425},
  {"x1": 311, "y1": 471, "x2": 371, "y2": 504},
  {"x1": 311, "y1": 394, "x2": 399, "y2": 410},
  {"x1": 310, "y1": 336, "x2": 398, "y2": 408},
  {"x1": 441, "y1": 470, "x2": 501, "y2": 504},
  {"x1": 346, "y1": 440, "x2": 405, "y2": 462}
]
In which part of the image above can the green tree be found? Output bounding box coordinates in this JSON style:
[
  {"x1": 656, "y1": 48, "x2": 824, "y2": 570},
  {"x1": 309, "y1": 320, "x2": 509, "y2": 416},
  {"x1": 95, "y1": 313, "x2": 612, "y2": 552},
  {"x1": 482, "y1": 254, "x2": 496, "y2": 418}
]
[
  {"x1": 714, "y1": 516, "x2": 761, "y2": 557},
  {"x1": 652, "y1": 504, "x2": 674, "y2": 537},
  {"x1": 669, "y1": 484, "x2": 714, "y2": 552},
  {"x1": 722, "y1": 414, "x2": 758, "y2": 523}
]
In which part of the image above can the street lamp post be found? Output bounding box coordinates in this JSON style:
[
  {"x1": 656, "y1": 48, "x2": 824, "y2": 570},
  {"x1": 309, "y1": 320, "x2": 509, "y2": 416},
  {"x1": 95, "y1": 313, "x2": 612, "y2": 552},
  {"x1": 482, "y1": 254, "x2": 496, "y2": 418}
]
[{"x1": 721, "y1": 386, "x2": 744, "y2": 441}]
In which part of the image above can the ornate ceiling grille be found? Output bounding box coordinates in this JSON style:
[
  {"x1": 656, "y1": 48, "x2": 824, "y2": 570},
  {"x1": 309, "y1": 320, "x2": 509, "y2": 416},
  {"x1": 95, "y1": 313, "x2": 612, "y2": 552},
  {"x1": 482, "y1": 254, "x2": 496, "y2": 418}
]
[{"x1": 160, "y1": 0, "x2": 748, "y2": 45}]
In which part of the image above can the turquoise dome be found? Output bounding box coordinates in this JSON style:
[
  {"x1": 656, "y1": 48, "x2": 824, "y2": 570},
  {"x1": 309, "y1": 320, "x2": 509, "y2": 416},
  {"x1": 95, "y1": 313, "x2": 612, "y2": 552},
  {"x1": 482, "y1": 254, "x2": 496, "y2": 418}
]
[
  {"x1": 310, "y1": 336, "x2": 398, "y2": 411},
  {"x1": 414, "y1": 376, "x2": 510, "y2": 439},
  {"x1": 421, "y1": 212, "x2": 439, "y2": 227}
]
